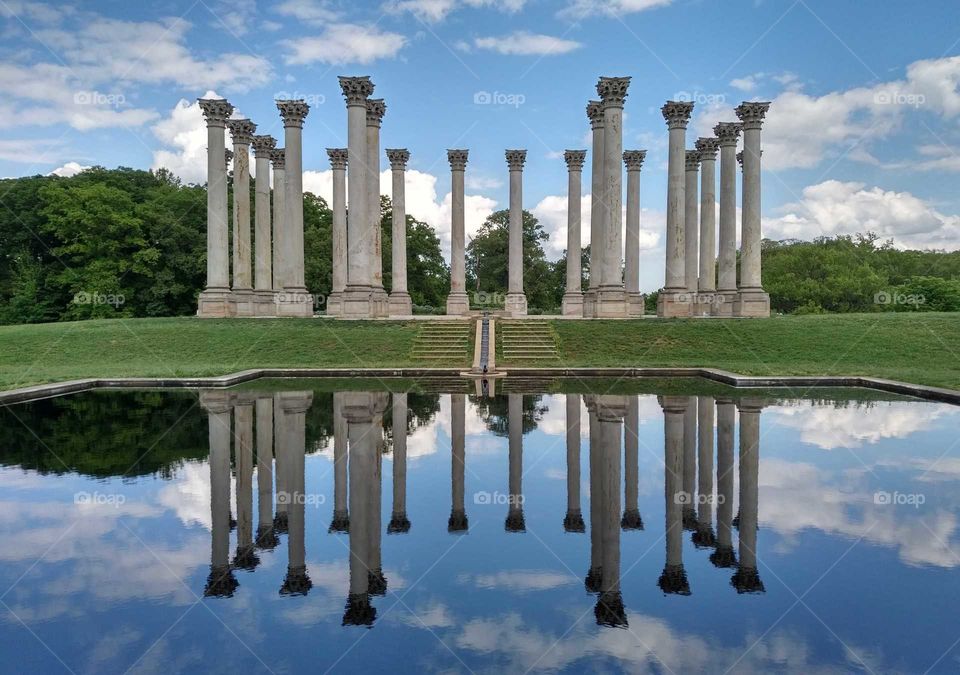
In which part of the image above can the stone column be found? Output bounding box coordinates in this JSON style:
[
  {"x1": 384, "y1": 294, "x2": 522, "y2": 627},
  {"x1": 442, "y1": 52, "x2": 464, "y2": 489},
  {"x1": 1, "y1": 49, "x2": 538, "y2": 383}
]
[
  {"x1": 197, "y1": 99, "x2": 234, "y2": 318},
  {"x1": 388, "y1": 393, "x2": 411, "y2": 533},
  {"x1": 564, "y1": 394, "x2": 585, "y2": 532},
  {"x1": 561, "y1": 150, "x2": 587, "y2": 316},
  {"x1": 695, "y1": 137, "x2": 720, "y2": 317},
  {"x1": 732, "y1": 399, "x2": 765, "y2": 593},
  {"x1": 593, "y1": 77, "x2": 630, "y2": 318},
  {"x1": 386, "y1": 149, "x2": 412, "y2": 316},
  {"x1": 343, "y1": 392, "x2": 378, "y2": 625},
  {"x1": 505, "y1": 393, "x2": 525, "y2": 531},
  {"x1": 657, "y1": 101, "x2": 695, "y2": 318},
  {"x1": 227, "y1": 119, "x2": 256, "y2": 317},
  {"x1": 623, "y1": 150, "x2": 646, "y2": 317},
  {"x1": 585, "y1": 399, "x2": 602, "y2": 591},
  {"x1": 595, "y1": 396, "x2": 628, "y2": 628},
  {"x1": 658, "y1": 395, "x2": 691, "y2": 595},
  {"x1": 713, "y1": 123, "x2": 742, "y2": 316},
  {"x1": 711, "y1": 399, "x2": 737, "y2": 568},
  {"x1": 446, "y1": 150, "x2": 470, "y2": 315},
  {"x1": 270, "y1": 149, "x2": 286, "y2": 294},
  {"x1": 233, "y1": 396, "x2": 258, "y2": 570},
  {"x1": 693, "y1": 396, "x2": 716, "y2": 549},
  {"x1": 735, "y1": 102, "x2": 772, "y2": 318},
  {"x1": 505, "y1": 150, "x2": 528, "y2": 317},
  {"x1": 255, "y1": 397, "x2": 278, "y2": 551},
  {"x1": 251, "y1": 135, "x2": 277, "y2": 317},
  {"x1": 684, "y1": 150, "x2": 701, "y2": 300},
  {"x1": 272, "y1": 393, "x2": 288, "y2": 533},
  {"x1": 449, "y1": 393, "x2": 468, "y2": 532},
  {"x1": 682, "y1": 396, "x2": 698, "y2": 532},
  {"x1": 278, "y1": 392, "x2": 313, "y2": 596},
  {"x1": 330, "y1": 392, "x2": 349, "y2": 532},
  {"x1": 368, "y1": 396, "x2": 388, "y2": 597},
  {"x1": 326, "y1": 149, "x2": 348, "y2": 317},
  {"x1": 339, "y1": 77, "x2": 375, "y2": 318},
  {"x1": 622, "y1": 395, "x2": 643, "y2": 530},
  {"x1": 583, "y1": 100, "x2": 604, "y2": 318},
  {"x1": 366, "y1": 99, "x2": 389, "y2": 317},
  {"x1": 201, "y1": 391, "x2": 238, "y2": 597},
  {"x1": 276, "y1": 100, "x2": 313, "y2": 317}
]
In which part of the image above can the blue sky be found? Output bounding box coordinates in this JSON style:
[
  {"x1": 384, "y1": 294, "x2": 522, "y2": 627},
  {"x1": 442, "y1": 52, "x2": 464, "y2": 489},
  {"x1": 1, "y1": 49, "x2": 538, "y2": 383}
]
[{"x1": 2, "y1": 0, "x2": 959, "y2": 291}]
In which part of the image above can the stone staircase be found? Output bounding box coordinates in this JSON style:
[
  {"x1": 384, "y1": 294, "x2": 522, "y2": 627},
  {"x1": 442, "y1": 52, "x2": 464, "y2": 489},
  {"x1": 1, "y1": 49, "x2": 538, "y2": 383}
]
[
  {"x1": 410, "y1": 322, "x2": 473, "y2": 363},
  {"x1": 498, "y1": 320, "x2": 561, "y2": 363}
]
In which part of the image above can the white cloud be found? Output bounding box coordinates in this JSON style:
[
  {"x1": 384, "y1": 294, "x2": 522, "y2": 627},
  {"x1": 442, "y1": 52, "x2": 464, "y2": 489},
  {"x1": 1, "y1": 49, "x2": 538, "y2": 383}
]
[
  {"x1": 152, "y1": 91, "x2": 240, "y2": 185},
  {"x1": 473, "y1": 31, "x2": 582, "y2": 56},
  {"x1": 0, "y1": 0, "x2": 73, "y2": 23},
  {"x1": 0, "y1": 138, "x2": 64, "y2": 164},
  {"x1": 763, "y1": 180, "x2": 960, "y2": 249},
  {"x1": 730, "y1": 75, "x2": 759, "y2": 92},
  {"x1": 50, "y1": 161, "x2": 91, "y2": 177},
  {"x1": 213, "y1": 0, "x2": 257, "y2": 36},
  {"x1": 283, "y1": 24, "x2": 407, "y2": 65},
  {"x1": 558, "y1": 0, "x2": 674, "y2": 20},
  {"x1": 384, "y1": 0, "x2": 527, "y2": 23},
  {"x1": 275, "y1": 0, "x2": 341, "y2": 24}
]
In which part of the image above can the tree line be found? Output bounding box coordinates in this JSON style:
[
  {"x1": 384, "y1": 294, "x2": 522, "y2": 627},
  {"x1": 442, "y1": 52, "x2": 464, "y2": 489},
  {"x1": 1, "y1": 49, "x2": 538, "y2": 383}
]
[{"x1": 0, "y1": 166, "x2": 956, "y2": 324}]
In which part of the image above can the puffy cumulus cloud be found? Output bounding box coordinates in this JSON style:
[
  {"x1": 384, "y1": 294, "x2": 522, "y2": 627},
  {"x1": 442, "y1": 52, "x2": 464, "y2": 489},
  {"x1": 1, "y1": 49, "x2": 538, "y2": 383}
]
[
  {"x1": 150, "y1": 92, "x2": 218, "y2": 185},
  {"x1": 50, "y1": 161, "x2": 91, "y2": 177},
  {"x1": 472, "y1": 31, "x2": 582, "y2": 56},
  {"x1": 458, "y1": 570, "x2": 577, "y2": 592},
  {"x1": 763, "y1": 180, "x2": 960, "y2": 249},
  {"x1": 384, "y1": 0, "x2": 527, "y2": 23},
  {"x1": 558, "y1": 0, "x2": 674, "y2": 20},
  {"x1": 283, "y1": 24, "x2": 407, "y2": 65}
]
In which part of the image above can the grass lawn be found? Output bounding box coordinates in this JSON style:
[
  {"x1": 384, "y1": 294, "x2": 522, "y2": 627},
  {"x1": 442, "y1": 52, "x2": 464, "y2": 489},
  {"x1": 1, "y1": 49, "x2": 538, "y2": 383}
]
[{"x1": 0, "y1": 312, "x2": 957, "y2": 392}]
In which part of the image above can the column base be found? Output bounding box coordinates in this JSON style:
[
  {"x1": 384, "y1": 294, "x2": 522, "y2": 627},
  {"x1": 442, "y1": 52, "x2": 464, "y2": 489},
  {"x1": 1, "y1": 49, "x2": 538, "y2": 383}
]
[
  {"x1": 388, "y1": 292, "x2": 413, "y2": 317},
  {"x1": 592, "y1": 286, "x2": 628, "y2": 318},
  {"x1": 505, "y1": 292, "x2": 527, "y2": 317},
  {"x1": 694, "y1": 289, "x2": 717, "y2": 318},
  {"x1": 253, "y1": 290, "x2": 277, "y2": 317},
  {"x1": 582, "y1": 289, "x2": 596, "y2": 318},
  {"x1": 734, "y1": 288, "x2": 771, "y2": 318},
  {"x1": 275, "y1": 288, "x2": 314, "y2": 317},
  {"x1": 627, "y1": 292, "x2": 645, "y2": 318},
  {"x1": 445, "y1": 292, "x2": 470, "y2": 316},
  {"x1": 371, "y1": 287, "x2": 390, "y2": 318},
  {"x1": 561, "y1": 292, "x2": 583, "y2": 317},
  {"x1": 712, "y1": 290, "x2": 738, "y2": 317},
  {"x1": 233, "y1": 289, "x2": 255, "y2": 317},
  {"x1": 326, "y1": 291, "x2": 343, "y2": 317},
  {"x1": 656, "y1": 289, "x2": 694, "y2": 318},
  {"x1": 341, "y1": 286, "x2": 377, "y2": 319},
  {"x1": 197, "y1": 288, "x2": 234, "y2": 318}
]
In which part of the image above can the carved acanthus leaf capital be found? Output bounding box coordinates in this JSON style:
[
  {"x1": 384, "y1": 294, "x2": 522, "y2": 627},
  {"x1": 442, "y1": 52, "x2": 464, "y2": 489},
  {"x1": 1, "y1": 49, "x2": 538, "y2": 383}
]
[
  {"x1": 713, "y1": 122, "x2": 742, "y2": 146},
  {"x1": 447, "y1": 149, "x2": 469, "y2": 171},
  {"x1": 276, "y1": 100, "x2": 309, "y2": 128},
  {"x1": 226, "y1": 119, "x2": 256, "y2": 145},
  {"x1": 661, "y1": 101, "x2": 694, "y2": 129},
  {"x1": 338, "y1": 76, "x2": 375, "y2": 106},
  {"x1": 270, "y1": 148, "x2": 286, "y2": 170},
  {"x1": 685, "y1": 150, "x2": 702, "y2": 170},
  {"x1": 326, "y1": 148, "x2": 348, "y2": 170},
  {"x1": 586, "y1": 100, "x2": 603, "y2": 127},
  {"x1": 505, "y1": 149, "x2": 527, "y2": 170},
  {"x1": 385, "y1": 148, "x2": 410, "y2": 169},
  {"x1": 694, "y1": 137, "x2": 720, "y2": 159},
  {"x1": 251, "y1": 135, "x2": 277, "y2": 158},
  {"x1": 622, "y1": 150, "x2": 646, "y2": 170},
  {"x1": 735, "y1": 101, "x2": 771, "y2": 129},
  {"x1": 198, "y1": 98, "x2": 234, "y2": 126},
  {"x1": 564, "y1": 150, "x2": 587, "y2": 171},
  {"x1": 366, "y1": 98, "x2": 386, "y2": 127},
  {"x1": 597, "y1": 76, "x2": 631, "y2": 108}
]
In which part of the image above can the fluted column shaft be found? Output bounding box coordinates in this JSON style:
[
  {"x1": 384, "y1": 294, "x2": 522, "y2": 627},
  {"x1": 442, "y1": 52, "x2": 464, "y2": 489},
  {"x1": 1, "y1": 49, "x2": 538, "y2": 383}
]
[
  {"x1": 234, "y1": 401, "x2": 254, "y2": 555},
  {"x1": 366, "y1": 100, "x2": 387, "y2": 316},
  {"x1": 446, "y1": 150, "x2": 469, "y2": 315},
  {"x1": 562, "y1": 151, "x2": 585, "y2": 316},
  {"x1": 255, "y1": 397, "x2": 275, "y2": 543},
  {"x1": 505, "y1": 151, "x2": 527, "y2": 316},
  {"x1": 279, "y1": 393, "x2": 312, "y2": 578},
  {"x1": 666, "y1": 125, "x2": 687, "y2": 290},
  {"x1": 208, "y1": 401, "x2": 232, "y2": 570},
  {"x1": 327, "y1": 149, "x2": 348, "y2": 316},
  {"x1": 598, "y1": 89, "x2": 626, "y2": 292},
  {"x1": 586, "y1": 101, "x2": 605, "y2": 313},
  {"x1": 227, "y1": 120, "x2": 255, "y2": 297},
  {"x1": 622, "y1": 395, "x2": 641, "y2": 529},
  {"x1": 738, "y1": 403, "x2": 761, "y2": 569},
  {"x1": 684, "y1": 152, "x2": 700, "y2": 294},
  {"x1": 386, "y1": 150, "x2": 411, "y2": 316},
  {"x1": 623, "y1": 150, "x2": 645, "y2": 317},
  {"x1": 660, "y1": 396, "x2": 689, "y2": 594},
  {"x1": 331, "y1": 393, "x2": 349, "y2": 531},
  {"x1": 270, "y1": 151, "x2": 286, "y2": 291}
]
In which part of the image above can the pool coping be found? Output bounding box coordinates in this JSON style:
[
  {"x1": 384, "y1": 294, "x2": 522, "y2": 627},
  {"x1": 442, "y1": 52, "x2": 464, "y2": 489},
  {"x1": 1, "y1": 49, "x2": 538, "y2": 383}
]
[{"x1": 1, "y1": 367, "x2": 958, "y2": 406}]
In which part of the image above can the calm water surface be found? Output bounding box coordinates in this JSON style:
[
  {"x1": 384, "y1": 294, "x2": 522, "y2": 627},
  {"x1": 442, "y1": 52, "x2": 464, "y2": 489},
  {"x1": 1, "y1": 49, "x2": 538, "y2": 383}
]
[{"x1": 1, "y1": 379, "x2": 959, "y2": 674}]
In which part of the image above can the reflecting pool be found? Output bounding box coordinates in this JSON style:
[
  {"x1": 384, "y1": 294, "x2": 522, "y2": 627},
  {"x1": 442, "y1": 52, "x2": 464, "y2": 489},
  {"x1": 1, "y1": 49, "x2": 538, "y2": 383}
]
[{"x1": 1, "y1": 379, "x2": 959, "y2": 673}]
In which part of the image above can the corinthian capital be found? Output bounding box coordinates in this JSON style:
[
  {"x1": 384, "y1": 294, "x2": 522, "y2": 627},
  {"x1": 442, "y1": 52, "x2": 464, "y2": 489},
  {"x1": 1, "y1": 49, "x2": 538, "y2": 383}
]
[
  {"x1": 586, "y1": 100, "x2": 603, "y2": 128},
  {"x1": 276, "y1": 100, "x2": 310, "y2": 128},
  {"x1": 366, "y1": 98, "x2": 386, "y2": 127},
  {"x1": 694, "y1": 137, "x2": 720, "y2": 160},
  {"x1": 386, "y1": 148, "x2": 410, "y2": 170},
  {"x1": 564, "y1": 150, "x2": 587, "y2": 171},
  {"x1": 338, "y1": 76, "x2": 374, "y2": 106},
  {"x1": 685, "y1": 150, "x2": 702, "y2": 171},
  {"x1": 270, "y1": 148, "x2": 285, "y2": 170},
  {"x1": 447, "y1": 149, "x2": 468, "y2": 171},
  {"x1": 661, "y1": 101, "x2": 694, "y2": 129},
  {"x1": 226, "y1": 119, "x2": 256, "y2": 145},
  {"x1": 622, "y1": 150, "x2": 646, "y2": 171},
  {"x1": 198, "y1": 98, "x2": 234, "y2": 126},
  {"x1": 597, "y1": 77, "x2": 631, "y2": 108},
  {"x1": 713, "y1": 122, "x2": 742, "y2": 146},
  {"x1": 735, "y1": 101, "x2": 771, "y2": 130},
  {"x1": 505, "y1": 150, "x2": 527, "y2": 170},
  {"x1": 251, "y1": 135, "x2": 277, "y2": 158},
  {"x1": 326, "y1": 148, "x2": 348, "y2": 170}
]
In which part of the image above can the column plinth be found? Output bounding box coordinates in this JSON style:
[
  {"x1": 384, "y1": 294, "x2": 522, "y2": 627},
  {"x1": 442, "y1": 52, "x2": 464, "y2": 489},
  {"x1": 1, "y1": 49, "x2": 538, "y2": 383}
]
[
  {"x1": 505, "y1": 150, "x2": 528, "y2": 317},
  {"x1": 695, "y1": 138, "x2": 720, "y2": 316},
  {"x1": 446, "y1": 150, "x2": 470, "y2": 315},
  {"x1": 583, "y1": 100, "x2": 604, "y2": 318},
  {"x1": 734, "y1": 102, "x2": 771, "y2": 318},
  {"x1": 197, "y1": 99, "x2": 235, "y2": 318},
  {"x1": 386, "y1": 149, "x2": 413, "y2": 316},
  {"x1": 275, "y1": 100, "x2": 313, "y2": 317},
  {"x1": 252, "y1": 135, "x2": 277, "y2": 316},
  {"x1": 562, "y1": 150, "x2": 586, "y2": 316},
  {"x1": 366, "y1": 99, "x2": 389, "y2": 317},
  {"x1": 326, "y1": 148, "x2": 348, "y2": 316},
  {"x1": 227, "y1": 119, "x2": 257, "y2": 317},
  {"x1": 623, "y1": 150, "x2": 646, "y2": 317},
  {"x1": 657, "y1": 101, "x2": 695, "y2": 317}
]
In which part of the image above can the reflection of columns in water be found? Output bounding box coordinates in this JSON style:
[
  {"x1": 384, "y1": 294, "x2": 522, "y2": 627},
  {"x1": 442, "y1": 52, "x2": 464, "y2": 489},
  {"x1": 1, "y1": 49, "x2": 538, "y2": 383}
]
[
  {"x1": 233, "y1": 396, "x2": 259, "y2": 570},
  {"x1": 278, "y1": 392, "x2": 313, "y2": 596},
  {"x1": 563, "y1": 394, "x2": 585, "y2": 533},
  {"x1": 621, "y1": 395, "x2": 643, "y2": 530},
  {"x1": 255, "y1": 397, "x2": 279, "y2": 550},
  {"x1": 368, "y1": 399, "x2": 387, "y2": 595},
  {"x1": 658, "y1": 396, "x2": 691, "y2": 595},
  {"x1": 273, "y1": 393, "x2": 288, "y2": 534},
  {"x1": 330, "y1": 393, "x2": 349, "y2": 533},
  {"x1": 682, "y1": 397, "x2": 698, "y2": 531},
  {"x1": 448, "y1": 394, "x2": 469, "y2": 532},
  {"x1": 342, "y1": 393, "x2": 387, "y2": 626},
  {"x1": 693, "y1": 396, "x2": 716, "y2": 549},
  {"x1": 711, "y1": 399, "x2": 737, "y2": 568},
  {"x1": 201, "y1": 392, "x2": 238, "y2": 597},
  {"x1": 585, "y1": 399, "x2": 602, "y2": 592},
  {"x1": 505, "y1": 394, "x2": 525, "y2": 532},
  {"x1": 732, "y1": 399, "x2": 765, "y2": 594},
  {"x1": 591, "y1": 396, "x2": 628, "y2": 628},
  {"x1": 389, "y1": 393, "x2": 411, "y2": 533}
]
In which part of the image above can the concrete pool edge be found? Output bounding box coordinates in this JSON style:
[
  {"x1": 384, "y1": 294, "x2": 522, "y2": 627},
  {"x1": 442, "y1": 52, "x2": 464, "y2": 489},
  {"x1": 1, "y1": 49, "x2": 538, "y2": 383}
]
[{"x1": 1, "y1": 367, "x2": 958, "y2": 406}]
